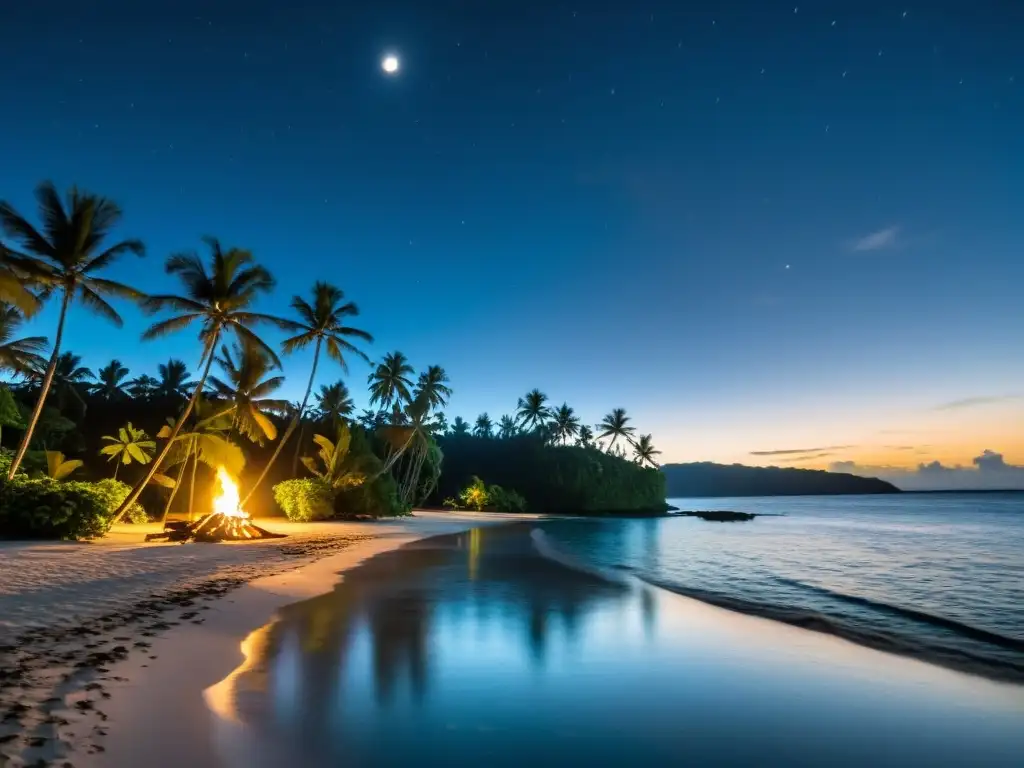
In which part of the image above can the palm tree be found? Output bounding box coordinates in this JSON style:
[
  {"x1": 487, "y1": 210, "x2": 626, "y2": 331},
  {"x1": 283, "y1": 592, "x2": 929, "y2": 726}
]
[
  {"x1": 429, "y1": 412, "x2": 449, "y2": 436},
  {"x1": 208, "y1": 341, "x2": 289, "y2": 445},
  {"x1": 112, "y1": 239, "x2": 284, "y2": 521},
  {"x1": 368, "y1": 351, "x2": 415, "y2": 414},
  {"x1": 155, "y1": 359, "x2": 192, "y2": 399},
  {"x1": 127, "y1": 374, "x2": 158, "y2": 400},
  {"x1": 91, "y1": 359, "x2": 130, "y2": 401},
  {"x1": 516, "y1": 389, "x2": 550, "y2": 432},
  {"x1": 243, "y1": 281, "x2": 371, "y2": 504},
  {"x1": 0, "y1": 182, "x2": 145, "y2": 478},
  {"x1": 449, "y1": 416, "x2": 470, "y2": 437},
  {"x1": 575, "y1": 424, "x2": 595, "y2": 448},
  {"x1": 375, "y1": 393, "x2": 435, "y2": 506},
  {"x1": 497, "y1": 414, "x2": 518, "y2": 439},
  {"x1": 596, "y1": 408, "x2": 636, "y2": 454},
  {"x1": 413, "y1": 366, "x2": 452, "y2": 412},
  {"x1": 99, "y1": 422, "x2": 156, "y2": 479},
  {"x1": 0, "y1": 305, "x2": 48, "y2": 377},
  {"x1": 46, "y1": 352, "x2": 93, "y2": 412},
  {"x1": 473, "y1": 413, "x2": 494, "y2": 438},
  {"x1": 357, "y1": 408, "x2": 382, "y2": 430},
  {"x1": 551, "y1": 403, "x2": 581, "y2": 445},
  {"x1": 315, "y1": 381, "x2": 355, "y2": 425},
  {"x1": 633, "y1": 434, "x2": 661, "y2": 468}
]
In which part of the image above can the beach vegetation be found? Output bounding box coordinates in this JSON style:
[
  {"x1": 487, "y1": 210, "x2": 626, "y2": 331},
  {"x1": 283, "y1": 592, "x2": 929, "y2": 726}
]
[
  {"x1": 45, "y1": 450, "x2": 83, "y2": 480},
  {"x1": 0, "y1": 182, "x2": 147, "y2": 479},
  {"x1": 99, "y1": 422, "x2": 155, "y2": 478},
  {"x1": 0, "y1": 179, "x2": 662, "y2": 538},
  {"x1": 0, "y1": 476, "x2": 112, "y2": 539},
  {"x1": 273, "y1": 477, "x2": 335, "y2": 522}
]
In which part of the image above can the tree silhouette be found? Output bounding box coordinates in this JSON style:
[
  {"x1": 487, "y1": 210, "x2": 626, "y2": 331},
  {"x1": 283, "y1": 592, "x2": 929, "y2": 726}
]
[
  {"x1": 244, "y1": 281, "x2": 371, "y2": 504},
  {"x1": 596, "y1": 408, "x2": 636, "y2": 454},
  {"x1": 113, "y1": 238, "x2": 286, "y2": 521},
  {"x1": 0, "y1": 182, "x2": 145, "y2": 478},
  {"x1": 91, "y1": 359, "x2": 130, "y2": 401},
  {"x1": 516, "y1": 388, "x2": 550, "y2": 432}
]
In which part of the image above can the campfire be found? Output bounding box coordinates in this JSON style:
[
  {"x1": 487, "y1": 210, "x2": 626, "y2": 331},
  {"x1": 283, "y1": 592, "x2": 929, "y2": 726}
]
[{"x1": 146, "y1": 467, "x2": 285, "y2": 543}]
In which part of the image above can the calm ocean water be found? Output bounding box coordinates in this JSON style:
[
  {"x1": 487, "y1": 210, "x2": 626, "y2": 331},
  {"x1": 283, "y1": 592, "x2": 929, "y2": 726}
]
[
  {"x1": 213, "y1": 522, "x2": 1024, "y2": 768},
  {"x1": 539, "y1": 492, "x2": 1024, "y2": 681}
]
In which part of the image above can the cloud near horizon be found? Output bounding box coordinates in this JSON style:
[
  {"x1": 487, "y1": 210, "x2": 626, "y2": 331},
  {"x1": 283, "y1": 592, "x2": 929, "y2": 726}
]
[
  {"x1": 829, "y1": 449, "x2": 1024, "y2": 491},
  {"x1": 750, "y1": 445, "x2": 855, "y2": 456},
  {"x1": 777, "y1": 452, "x2": 837, "y2": 463},
  {"x1": 933, "y1": 394, "x2": 1021, "y2": 411},
  {"x1": 851, "y1": 226, "x2": 899, "y2": 252}
]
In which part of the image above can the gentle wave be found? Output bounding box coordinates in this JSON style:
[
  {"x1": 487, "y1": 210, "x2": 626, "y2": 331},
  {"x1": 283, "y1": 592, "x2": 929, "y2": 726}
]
[
  {"x1": 530, "y1": 525, "x2": 1024, "y2": 684},
  {"x1": 638, "y1": 576, "x2": 1024, "y2": 684},
  {"x1": 770, "y1": 575, "x2": 1024, "y2": 653}
]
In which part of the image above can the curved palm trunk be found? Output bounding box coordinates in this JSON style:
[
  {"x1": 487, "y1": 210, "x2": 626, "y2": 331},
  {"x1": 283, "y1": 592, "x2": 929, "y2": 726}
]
[
  {"x1": 368, "y1": 427, "x2": 418, "y2": 484},
  {"x1": 8, "y1": 288, "x2": 72, "y2": 480},
  {"x1": 242, "y1": 337, "x2": 321, "y2": 506},
  {"x1": 188, "y1": 450, "x2": 199, "y2": 522},
  {"x1": 112, "y1": 334, "x2": 220, "y2": 523},
  {"x1": 291, "y1": 422, "x2": 306, "y2": 475},
  {"x1": 161, "y1": 456, "x2": 190, "y2": 524}
]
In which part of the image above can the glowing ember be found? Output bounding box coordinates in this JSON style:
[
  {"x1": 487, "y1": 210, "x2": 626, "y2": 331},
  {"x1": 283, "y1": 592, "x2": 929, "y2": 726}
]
[{"x1": 212, "y1": 466, "x2": 249, "y2": 519}]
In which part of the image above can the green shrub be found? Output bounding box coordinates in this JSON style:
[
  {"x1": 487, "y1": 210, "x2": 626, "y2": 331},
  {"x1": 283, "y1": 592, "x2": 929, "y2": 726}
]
[
  {"x1": 335, "y1": 470, "x2": 410, "y2": 519},
  {"x1": 0, "y1": 448, "x2": 47, "y2": 479},
  {"x1": 273, "y1": 478, "x2": 335, "y2": 522},
  {"x1": 90, "y1": 478, "x2": 148, "y2": 524},
  {"x1": 0, "y1": 476, "x2": 111, "y2": 540},
  {"x1": 453, "y1": 477, "x2": 527, "y2": 513},
  {"x1": 487, "y1": 484, "x2": 527, "y2": 513},
  {"x1": 458, "y1": 476, "x2": 488, "y2": 511}
]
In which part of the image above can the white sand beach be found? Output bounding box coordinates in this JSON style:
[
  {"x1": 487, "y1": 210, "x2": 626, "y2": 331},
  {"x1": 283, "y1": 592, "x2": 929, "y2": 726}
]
[{"x1": 0, "y1": 511, "x2": 535, "y2": 767}]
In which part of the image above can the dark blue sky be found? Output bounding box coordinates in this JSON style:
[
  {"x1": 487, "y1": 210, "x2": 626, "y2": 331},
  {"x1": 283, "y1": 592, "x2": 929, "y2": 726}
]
[{"x1": 2, "y1": 1, "x2": 1022, "y2": 474}]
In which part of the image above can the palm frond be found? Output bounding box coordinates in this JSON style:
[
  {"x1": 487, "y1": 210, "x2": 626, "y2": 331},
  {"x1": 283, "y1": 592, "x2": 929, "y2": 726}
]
[
  {"x1": 142, "y1": 313, "x2": 201, "y2": 340},
  {"x1": 77, "y1": 285, "x2": 123, "y2": 326},
  {"x1": 83, "y1": 238, "x2": 145, "y2": 273},
  {"x1": 0, "y1": 198, "x2": 55, "y2": 259},
  {"x1": 84, "y1": 275, "x2": 146, "y2": 302}
]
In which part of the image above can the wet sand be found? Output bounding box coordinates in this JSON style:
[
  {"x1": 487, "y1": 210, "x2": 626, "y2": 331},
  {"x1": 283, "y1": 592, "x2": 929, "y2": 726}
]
[{"x1": 98, "y1": 522, "x2": 1024, "y2": 768}]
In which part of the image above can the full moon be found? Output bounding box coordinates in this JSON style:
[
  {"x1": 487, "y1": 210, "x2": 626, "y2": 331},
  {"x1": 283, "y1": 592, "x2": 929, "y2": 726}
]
[{"x1": 382, "y1": 55, "x2": 399, "y2": 74}]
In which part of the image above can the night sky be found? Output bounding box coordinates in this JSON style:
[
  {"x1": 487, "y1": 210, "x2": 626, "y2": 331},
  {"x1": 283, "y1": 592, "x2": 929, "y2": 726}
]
[{"x1": 2, "y1": 1, "x2": 1022, "y2": 487}]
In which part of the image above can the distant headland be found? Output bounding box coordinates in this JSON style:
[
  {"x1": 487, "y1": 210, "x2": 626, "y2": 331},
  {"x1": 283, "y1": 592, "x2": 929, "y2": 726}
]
[{"x1": 661, "y1": 462, "x2": 899, "y2": 497}]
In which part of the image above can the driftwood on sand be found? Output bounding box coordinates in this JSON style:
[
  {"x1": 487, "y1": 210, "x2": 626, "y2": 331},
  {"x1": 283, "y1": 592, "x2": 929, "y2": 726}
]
[{"x1": 145, "y1": 514, "x2": 287, "y2": 543}]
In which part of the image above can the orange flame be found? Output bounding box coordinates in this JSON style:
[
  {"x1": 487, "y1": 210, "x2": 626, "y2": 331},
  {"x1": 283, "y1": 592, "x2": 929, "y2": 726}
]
[{"x1": 212, "y1": 466, "x2": 249, "y2": 519}]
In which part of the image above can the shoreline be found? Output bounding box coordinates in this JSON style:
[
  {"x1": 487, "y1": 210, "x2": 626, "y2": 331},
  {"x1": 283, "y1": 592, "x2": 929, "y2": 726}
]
[
  {"x1": 5, "y1": 511, "x2": 1022, "y2": 765},
  {"x1": 0, "y1": 512, "x2": 536, "y2": 767},
  {"x1": 126, "y1": 523, "x2": 1024, "y2": 767}
]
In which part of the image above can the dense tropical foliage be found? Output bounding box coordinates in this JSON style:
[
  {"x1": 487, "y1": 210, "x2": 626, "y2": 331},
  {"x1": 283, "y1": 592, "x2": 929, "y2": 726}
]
[{"x1": 0, "y1": 181, "x2": 663, "y2": 538}]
